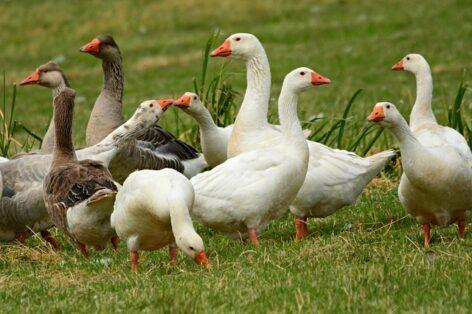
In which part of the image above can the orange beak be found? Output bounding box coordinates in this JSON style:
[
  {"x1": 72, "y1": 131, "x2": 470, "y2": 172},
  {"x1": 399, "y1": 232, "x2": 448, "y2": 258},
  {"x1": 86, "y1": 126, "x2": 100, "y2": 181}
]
[
  {"x1": 80, "y1": 38, "x2": 101, "y2": 55},
  {"x1": 156, "y1": 98, "x2": 174, "y2": 111},
  {"x1": 210, "y1": 40, "x2": 232, "y2": 57},
  {"x1": 174, "y1": 95, "x2": 191, "y2": 108},
  {"x1": 311, "y1": 72, "x2": 331, "y2": 86},
  {"x1": 392, "y1": 60, "x2": 404, "y2": 71},
  {"x1": 194, "y1": 251, "x2": 210, "y2": 268},
  {"x1": 368, "y1": 106, "x2": 385, "y2": 122},
  {"x1": 20, "y1": 70, "x2": 40, "y2": 86}
]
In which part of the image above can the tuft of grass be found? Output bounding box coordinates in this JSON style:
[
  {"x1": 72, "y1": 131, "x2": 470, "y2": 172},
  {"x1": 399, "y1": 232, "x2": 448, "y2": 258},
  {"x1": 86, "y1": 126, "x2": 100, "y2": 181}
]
[{"x1": 448, "y1": 77, "x2": 471, "y2": 149}]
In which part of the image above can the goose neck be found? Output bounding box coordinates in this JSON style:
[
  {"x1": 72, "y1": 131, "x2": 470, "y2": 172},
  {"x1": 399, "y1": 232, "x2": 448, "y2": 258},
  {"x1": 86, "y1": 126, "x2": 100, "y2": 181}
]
[
  {"x1": 235, "y1": 50, "x2": 271, "y2": 128},
  {"x1": 190, "y1": 108, "x2": 218, "y2": 132},
  {"x1": 277, "y1": 88, "x2": 303, "y2": 139},
  {"x1": 102, "y1": 56, "x2": 124, "y2": 104},
  {"x1": 410, "y1": 66, "x2": 436, "y2": 128},
  {"x1": 52, "y1": 97, "x2": 77, "y2": 167},
  {"x1": 169, "y1": 201, "x2": 195, "y2": 238}
]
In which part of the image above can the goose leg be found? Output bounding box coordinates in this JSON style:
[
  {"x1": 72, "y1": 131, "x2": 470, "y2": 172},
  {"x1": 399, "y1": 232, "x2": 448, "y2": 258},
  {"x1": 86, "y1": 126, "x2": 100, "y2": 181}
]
[
  {"x1": 131, "y1": 251, "x2": 139, "y2": 272},
  {"x1": 247, "y1": 228, "x2": 259, "y2": 246},
  {"x1": 458, "y1": 219, "x2": 466, "y2": 238},
  {"x1": 111, "y1": 236, "x2": 119, "y2": 253},
  {"x1": 295, "y1": 216, "x2": 308, "y2": 241},
  {"x1": 169, "y1": 244, "x2": 178, "y2": 265},
  {"x1": 40, "y1": 230, "x2": 61, "y2": 249},
  {"x1": 78, "y1": 242, "x2": 89, "y2": 258},
  {"x1": 422, "y1": 223, "x2": 431, "y2": 247}
]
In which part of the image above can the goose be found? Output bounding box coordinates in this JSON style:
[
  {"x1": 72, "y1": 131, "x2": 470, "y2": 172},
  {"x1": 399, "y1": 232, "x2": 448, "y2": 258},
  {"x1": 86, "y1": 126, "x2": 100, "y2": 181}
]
[
  {"x1": 0, "y1": 94, "x2": 171, "y2": 247},
  {"x1": 79, "y1": 35, "x2": 207, "y2": 181},
  {"x1": 211, "y1": 33, "x2": 394, "y2": 240},
  {"x1": 391, "y1": 54, "x2": 470, "y2": 155},
  {"x1": 174, "y1": 93, "x2": 311, "y2": 168},
  {"x1": 189, "y1": 67, "x2": 320, "y2": 245},
  {"x1": 43, "y1": 88, "x2": 119, "y2": 256},
  {"x1": 20, "y1": 61, "x2": 70, "y2": 153},
  {"x1": 111, "y1": 169, "x2": 210, "y2": 271},
  {"x1": 368, "y1": 102, "x2": 471, "y2": 246}
]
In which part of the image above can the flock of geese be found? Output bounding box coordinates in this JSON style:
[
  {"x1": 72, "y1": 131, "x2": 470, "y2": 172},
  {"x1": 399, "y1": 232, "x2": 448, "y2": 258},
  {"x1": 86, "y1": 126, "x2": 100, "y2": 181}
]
[{"x1": 0, "y1": 33, "x2": 470, "y2": 271}]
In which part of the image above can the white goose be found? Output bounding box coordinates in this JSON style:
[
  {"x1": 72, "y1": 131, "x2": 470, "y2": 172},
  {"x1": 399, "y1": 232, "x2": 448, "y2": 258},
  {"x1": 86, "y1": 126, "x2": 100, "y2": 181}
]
[
  {"x1": 392, "y1": 54, "x2": 470, "y2": 158},
  {"x1": 174, "y1": 93, "x2": 311, "y2": 168},
  {"x1": 211, "y1": 33, "x2": 394, "y2": 240},
  {"x1": 368, "y1": 102, "x2": 471, "y2": 246},
  {"x1": 190, "y1": 67, "x2": 318, "y2": 245},
  {"x1": 111, "y1": 169, "x2": 210, "y2": 271}
]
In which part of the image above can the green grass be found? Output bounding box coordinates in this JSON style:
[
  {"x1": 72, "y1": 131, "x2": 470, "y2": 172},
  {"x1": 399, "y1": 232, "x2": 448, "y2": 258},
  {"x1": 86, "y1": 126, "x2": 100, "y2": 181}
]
[{"x1": 0, "y1": 0, "x2": 471, "y2": 312}]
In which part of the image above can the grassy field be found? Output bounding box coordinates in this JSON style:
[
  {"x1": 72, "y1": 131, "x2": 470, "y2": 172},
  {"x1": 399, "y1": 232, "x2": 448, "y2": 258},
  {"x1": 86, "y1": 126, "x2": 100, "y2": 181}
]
[{"x1": 0, "y1": 0, "x2": 471, "y2": 312}]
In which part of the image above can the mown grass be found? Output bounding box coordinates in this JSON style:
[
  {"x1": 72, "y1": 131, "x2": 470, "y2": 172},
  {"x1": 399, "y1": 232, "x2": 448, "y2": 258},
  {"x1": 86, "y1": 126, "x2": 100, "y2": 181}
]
[{"x1": 0, "y1": 0, "x2": 471, "y2": 312}]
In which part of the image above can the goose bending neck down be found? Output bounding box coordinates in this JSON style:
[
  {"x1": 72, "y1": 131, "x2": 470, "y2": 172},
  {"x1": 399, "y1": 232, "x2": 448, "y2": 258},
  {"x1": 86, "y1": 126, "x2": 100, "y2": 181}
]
[
  {"x1": 79, "y1": 35, "x2": 207, "y2": 180},
  {"x1": 111, "y1": 169, "x2": 210, "y2": 271},
  {"x1": 368, "y1": 102, "x2": 471, "y2": 246},
  {"x1": 190, "y1": 67, "x2": 321, "y2": 245},
  {"x1": 20, "y1": 62, "x2": 71, "y2": 153}
]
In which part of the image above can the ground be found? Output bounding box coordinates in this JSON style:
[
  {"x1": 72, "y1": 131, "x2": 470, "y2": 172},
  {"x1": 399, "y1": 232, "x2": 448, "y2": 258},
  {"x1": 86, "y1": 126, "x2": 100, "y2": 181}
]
[{"x1": 0, "y1": 0, "x2": 471, "y2": 312}]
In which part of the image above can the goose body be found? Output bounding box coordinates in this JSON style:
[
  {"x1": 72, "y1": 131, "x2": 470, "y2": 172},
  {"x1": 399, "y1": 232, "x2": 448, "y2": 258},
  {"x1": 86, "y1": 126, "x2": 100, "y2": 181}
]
[
  {"x1": 369, "y1": 102, "x2": 471, "y2": 245},
  {"x1": 0, "y1": 96, "x2": 167, "y2": 244},
  {"x1": 190, "y1": 68, "x2": 317, "y2": 244},
  {"x1": 111, "y1": 169, "x2": 209, "y2": 271},
  {"x1": 80, "y1": 35, "x2": 207, "y2": 182},
  {"x1": 211, "y1": 33, "x2": 393, "y2": 240}
]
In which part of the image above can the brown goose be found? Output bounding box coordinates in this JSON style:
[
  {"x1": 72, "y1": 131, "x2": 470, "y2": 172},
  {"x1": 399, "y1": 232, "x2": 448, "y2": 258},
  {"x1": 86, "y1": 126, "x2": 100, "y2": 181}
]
[
  {"x1": 80, "y1": 35, "x2": 207, "y2": 182},
  {"x1": 43, "y1": 87, "x2": 119, "y2": 257},
  {"x1": 20, "y1": 61, "x2": 70, "y2": 153}
]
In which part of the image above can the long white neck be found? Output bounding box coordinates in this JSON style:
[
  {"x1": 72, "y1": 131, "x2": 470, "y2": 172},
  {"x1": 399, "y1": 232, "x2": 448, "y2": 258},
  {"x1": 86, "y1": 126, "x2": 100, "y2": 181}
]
[
  {"x1": 41, "y1": 81, "x2": 69, "y2": 153},
  {"x1": 277, "y1": 87, "x2": 304, "y2": 141},
  {"x1": 410, "y1": 65, "x2": 436, "y2": 129},
  {"x1": 186, "y1": 107, "x2": 219, "y2": 133},
  {"x1": 233, "y1": 49, "x2": 271, "y2": 129},
  {"x1": 169, "y1": 201, "x2": 196, "y2": 239}
]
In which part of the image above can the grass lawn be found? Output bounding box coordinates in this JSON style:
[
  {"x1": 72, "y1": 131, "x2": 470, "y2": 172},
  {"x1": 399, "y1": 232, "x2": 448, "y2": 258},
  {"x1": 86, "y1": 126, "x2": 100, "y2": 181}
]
[{"x1": 0, "y1": 0, "x2": 471, "y2": 312}]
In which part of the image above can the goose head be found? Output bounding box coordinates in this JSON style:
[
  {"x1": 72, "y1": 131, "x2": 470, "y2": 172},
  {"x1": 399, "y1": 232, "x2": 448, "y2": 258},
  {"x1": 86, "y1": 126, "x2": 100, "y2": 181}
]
[
  {"x1": 174, "y1": 92, "x2": 206, "y2": 114},
  {"x1": 392, "y1": 53, "x2": 429, "y2": 74},
  {"x1": 175, "y1": 231, "x2": 210, "y2": 268},
  {"x1": 367, "y1": 102, "x2": 403, "y2": 128},
  {"x1": 210, "y1": 33, "x2": 263, "y2": 60},
  {"x1": 134, "y1": 98, "x2": 173, "y2": 123},
  {"x1": 80, "y1": 35, "x2": 120, "y2": 61},
  {"x1": 20, "y1": 61, "x2": 69, "y2": 89},
  {"x1": 283, "y1": 67, "x2": 331, "y2": 94}
]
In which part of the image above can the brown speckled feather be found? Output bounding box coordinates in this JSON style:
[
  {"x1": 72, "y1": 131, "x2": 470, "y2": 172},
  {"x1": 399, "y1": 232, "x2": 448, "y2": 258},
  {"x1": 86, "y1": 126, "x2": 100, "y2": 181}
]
[{"x1": 43, "y1": 159, "x2": 117, "y2": 232}]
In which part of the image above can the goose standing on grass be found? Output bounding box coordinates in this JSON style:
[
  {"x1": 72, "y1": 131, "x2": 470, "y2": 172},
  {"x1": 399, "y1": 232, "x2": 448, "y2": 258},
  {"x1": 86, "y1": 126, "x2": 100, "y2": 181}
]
[
  {"x1": 20, "y1": 61, "x2": 71, "y2": 153},
  {"x1": 79, "y1": 35, "x2": 207, "y2": 181},
  {"x1": 391, "y1": 54, "x2": 470, "y2": 155},
  {"x1": 111, "y1": 169, "x2": 210, "y2": 271},
  {"x1": 190, "y1": 68, "x2": 321, "y2": 245},
  {"x1": 0, "y1": 94, "x2": 171, "y2": 248},
  {"x1": 43, "y1": 88, "x2": 119, "y2": 257},
  {"x1": 368, "y1": 102, "x2": 471, "y2": 246},
  {"x1": 211, "y1": 33, "x2": 394, "y2": 240}
]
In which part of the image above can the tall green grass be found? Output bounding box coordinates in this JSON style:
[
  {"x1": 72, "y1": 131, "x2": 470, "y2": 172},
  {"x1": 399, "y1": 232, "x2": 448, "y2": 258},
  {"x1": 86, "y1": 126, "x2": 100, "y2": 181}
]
[{"x1": 448, "y1": 77, "x2": 471, "y2": 149}]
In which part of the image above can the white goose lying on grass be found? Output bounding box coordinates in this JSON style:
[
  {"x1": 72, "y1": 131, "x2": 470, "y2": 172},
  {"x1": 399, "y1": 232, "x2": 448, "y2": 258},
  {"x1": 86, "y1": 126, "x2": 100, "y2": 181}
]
[
  {"x1": 111, "y1": 169, "x2": 210, "y2": 272},
  {"x1": 189, "y1": 67, "x2": 319, "y2": 245},
  {"x1": 211, "y1": 33, "x2": 394, "y2": 240},
  {"x1": 0, "y1": 96, "x2": 172, "y2": 247},
  {"x1": 368, "y1": 102, "x2": 471, "y2": 246}
]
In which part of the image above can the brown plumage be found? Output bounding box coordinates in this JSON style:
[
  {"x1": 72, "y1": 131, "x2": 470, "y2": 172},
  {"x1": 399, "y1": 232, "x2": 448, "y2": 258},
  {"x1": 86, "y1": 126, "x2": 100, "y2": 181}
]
[{"x1": 43, "y1": 87, "x2": 118, "y2": 256}]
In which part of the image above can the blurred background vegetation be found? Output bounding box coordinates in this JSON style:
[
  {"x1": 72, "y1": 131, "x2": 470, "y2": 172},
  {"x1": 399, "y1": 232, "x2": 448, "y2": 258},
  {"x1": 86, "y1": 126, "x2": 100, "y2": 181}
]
[{"x1": 0, "y1": 0, "x2": 470, "y2": 156}]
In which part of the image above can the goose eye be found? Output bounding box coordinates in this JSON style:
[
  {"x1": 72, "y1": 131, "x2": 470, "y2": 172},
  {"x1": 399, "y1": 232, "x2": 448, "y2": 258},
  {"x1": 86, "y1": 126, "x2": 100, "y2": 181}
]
[
  {"x1": 193, "y1": 96, "x2": 197, "y2": 100},
  {"x1": 149, "y1": 103, "x2": 154, "y2": 108},
  {"x1": 189, "y1": 246, "x2": 194, "y2": 251},
  {"x1": 406, "y1": 57, "x2": 410, "y2": 61},
  {"x1": 300, "y1": 71, "x2": 305, "y2": 76},
  {"x1": 235, "y1": 37, "x2": 241, "y2": 41},
  {"x1": 386, "y1": 105, "x2": 391, "y2": 109}
]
